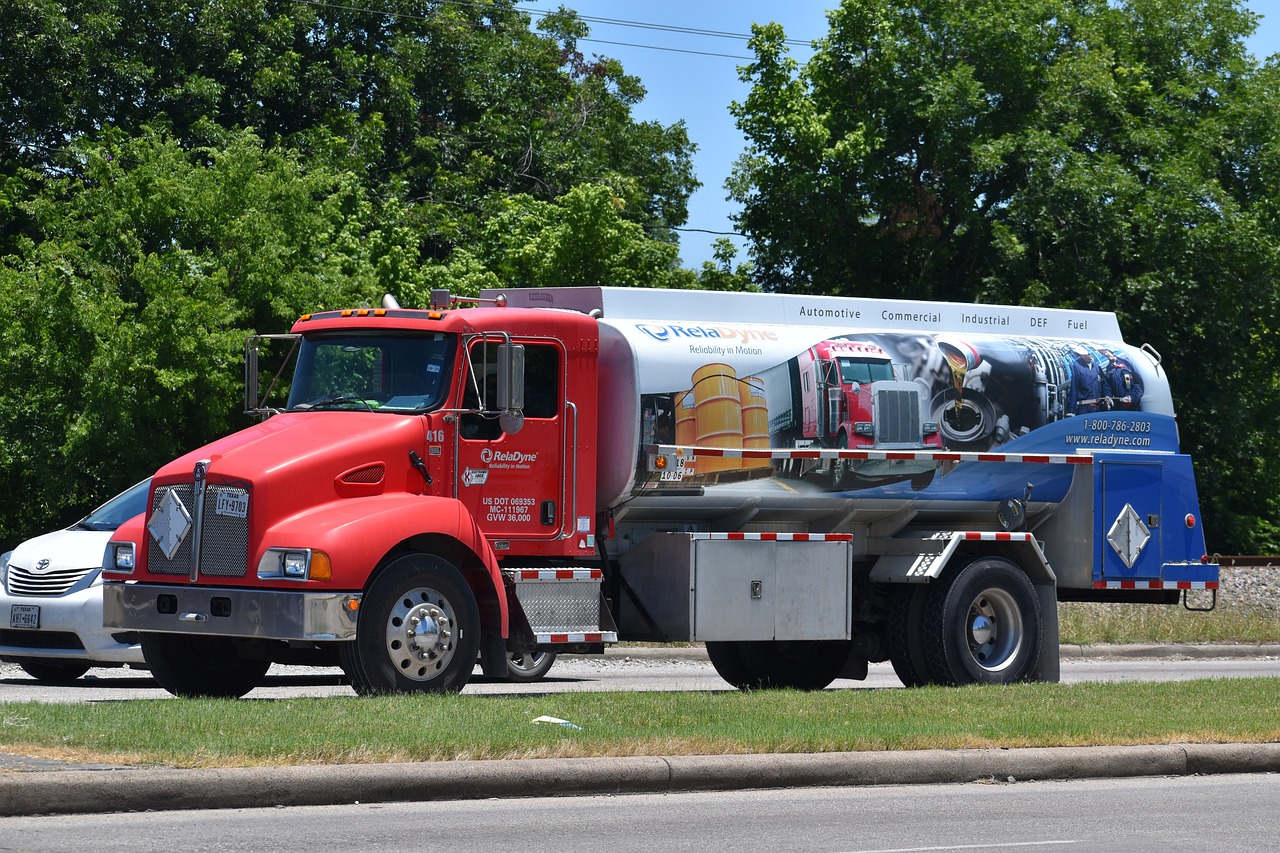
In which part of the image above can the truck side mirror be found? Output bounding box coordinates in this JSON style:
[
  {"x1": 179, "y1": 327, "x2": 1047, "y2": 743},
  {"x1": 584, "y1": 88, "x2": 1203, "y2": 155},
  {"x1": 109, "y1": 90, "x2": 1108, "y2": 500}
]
[
  {"x1": 497, "y1": 343, "x2": 525, "y2": 434},
  {"x1": 244, "y1": 340, "x2": 261, "y2": 415}
]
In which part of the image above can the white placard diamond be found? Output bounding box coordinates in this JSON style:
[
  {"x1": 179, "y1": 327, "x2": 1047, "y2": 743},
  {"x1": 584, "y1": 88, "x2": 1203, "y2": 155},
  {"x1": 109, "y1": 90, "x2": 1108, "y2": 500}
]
[
  {"x1": 148, "y1": 489, "x2": 192, "y2": 561},
  {"x1": 1107, "y1": 503, "x2": 1150, "y2": 569}
]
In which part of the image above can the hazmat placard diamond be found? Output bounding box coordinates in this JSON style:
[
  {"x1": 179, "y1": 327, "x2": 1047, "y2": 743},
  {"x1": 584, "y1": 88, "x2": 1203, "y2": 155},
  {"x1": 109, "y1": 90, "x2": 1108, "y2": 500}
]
[
  {"x1": 148, "y1": 489, "x2": 192, "y2": 560},
  {"x1": 1107, "y1": 503, "x2": 1150, "y2": 569}
]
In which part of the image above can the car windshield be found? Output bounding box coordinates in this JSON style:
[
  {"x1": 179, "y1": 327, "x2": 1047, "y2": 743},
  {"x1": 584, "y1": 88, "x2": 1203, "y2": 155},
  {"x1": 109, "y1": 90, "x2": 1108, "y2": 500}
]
[
  {"x1": 286, "y1": 332, "x2": 456, "y2": 413},
  {"x1": 77, "y1": 479, "x2": 151, "y2": 532}
]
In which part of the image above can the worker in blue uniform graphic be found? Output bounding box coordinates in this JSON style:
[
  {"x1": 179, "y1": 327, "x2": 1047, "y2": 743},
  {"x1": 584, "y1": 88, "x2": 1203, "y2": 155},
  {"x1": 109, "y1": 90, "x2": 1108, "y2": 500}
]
[
  {"x1": 1068, "y1": 345, "x2": 1106, "y2": 414},
  {"x1": 1100, "y1": 348, "x2": 1144, "y2": 411}
]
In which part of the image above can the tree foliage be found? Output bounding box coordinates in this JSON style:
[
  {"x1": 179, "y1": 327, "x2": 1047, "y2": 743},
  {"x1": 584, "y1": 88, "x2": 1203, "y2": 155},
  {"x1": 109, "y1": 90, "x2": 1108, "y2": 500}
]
[
  {"x1": 0, "y1": 1, "x2": 704, "y2": 546},
  {"x1": 730, "y1": 0, "x2": 1280, "y2": 553}
]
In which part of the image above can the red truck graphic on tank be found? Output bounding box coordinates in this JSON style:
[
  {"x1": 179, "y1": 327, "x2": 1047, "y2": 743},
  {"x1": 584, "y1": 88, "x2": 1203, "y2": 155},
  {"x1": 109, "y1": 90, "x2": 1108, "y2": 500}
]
[{"x1": 791, "y1": 339, "x2": 941, "y2": 487}]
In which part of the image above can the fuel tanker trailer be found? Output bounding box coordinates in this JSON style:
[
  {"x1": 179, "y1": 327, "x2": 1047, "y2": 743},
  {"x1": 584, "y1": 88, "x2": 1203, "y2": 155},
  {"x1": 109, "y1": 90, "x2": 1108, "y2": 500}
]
[{"x1": 102, "y1": 287, "x2": 1217, "y2": 696}]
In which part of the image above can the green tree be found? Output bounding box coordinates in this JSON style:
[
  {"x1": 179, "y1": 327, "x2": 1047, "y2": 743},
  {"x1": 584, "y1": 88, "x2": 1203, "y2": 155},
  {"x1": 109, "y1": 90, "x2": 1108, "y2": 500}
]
[
  {"x1": 0, "y1": 126, "x2": 381, "y2": 543},
  {"x1": 0, "y1": 1, "x2": 698, "y2": 250},
  {"x1": 730, "y1": 0, "x2": 1280, "y2": 552},
  {"x1": 0, "y1": 2, "x2": 703, "y2": 545}
]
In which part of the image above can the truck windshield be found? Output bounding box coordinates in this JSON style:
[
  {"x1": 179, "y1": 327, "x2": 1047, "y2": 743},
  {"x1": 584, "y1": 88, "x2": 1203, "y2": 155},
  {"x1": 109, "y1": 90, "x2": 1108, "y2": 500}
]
[
  {"x1": 837, "y1": 359, "x2": 895, "y2": 385},
  {"x1": 286, "y1": 332, "x2": 456, "y2": 414}
]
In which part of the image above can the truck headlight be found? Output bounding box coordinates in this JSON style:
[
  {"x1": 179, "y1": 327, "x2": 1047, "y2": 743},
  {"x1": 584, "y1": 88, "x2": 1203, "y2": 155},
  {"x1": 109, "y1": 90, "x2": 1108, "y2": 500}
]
[
  {"x1": 258, "y1": 548, "x2": 332, "y2": 581},
  {"x1": 106, "y1": 543, "x2": 136, "y2": 574},
  {"x1": 854, "y1": 422, "x2": 875, "y2": 436}
]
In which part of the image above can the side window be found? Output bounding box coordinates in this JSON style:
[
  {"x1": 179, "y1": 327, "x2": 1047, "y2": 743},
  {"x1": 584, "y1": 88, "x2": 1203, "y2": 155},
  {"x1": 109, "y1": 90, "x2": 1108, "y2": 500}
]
[
  {"x1": 522, "y1": 344, "x2": 560, "y2": 419},
  {"x1": 459, "y1": 341, "x2": 560, "y2": 439}
]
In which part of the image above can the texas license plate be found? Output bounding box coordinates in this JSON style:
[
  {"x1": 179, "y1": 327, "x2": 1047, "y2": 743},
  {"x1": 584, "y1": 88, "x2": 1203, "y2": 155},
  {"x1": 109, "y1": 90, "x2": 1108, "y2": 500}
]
[{"x1": 9, "y1": 604, "x2": 39, "y2": 629}]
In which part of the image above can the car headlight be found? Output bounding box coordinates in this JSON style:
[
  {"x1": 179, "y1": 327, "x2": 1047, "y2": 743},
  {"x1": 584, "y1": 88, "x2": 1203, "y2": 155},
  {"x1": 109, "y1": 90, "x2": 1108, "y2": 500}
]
[{"x1": 1, "y1": 550, "x2": 10, "y2": 586}]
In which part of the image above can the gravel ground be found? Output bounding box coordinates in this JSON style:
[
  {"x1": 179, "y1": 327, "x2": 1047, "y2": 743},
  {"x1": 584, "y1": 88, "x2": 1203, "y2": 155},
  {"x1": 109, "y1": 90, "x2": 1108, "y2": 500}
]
[{"x1": 1216, "y1": 566, "x2": 1280, "y2": 617}]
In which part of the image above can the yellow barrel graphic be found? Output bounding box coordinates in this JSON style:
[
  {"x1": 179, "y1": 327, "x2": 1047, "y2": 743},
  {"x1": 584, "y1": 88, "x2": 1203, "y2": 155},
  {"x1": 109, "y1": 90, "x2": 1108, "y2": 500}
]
[
  {"x1": 675, "y1": 390, "x2": 697, "y2": 448},
  {"x1": 739, "y1": 376, "x2": 769, "y2": 470},
  {"x1": 692, "y1": 363, "x2": 743, "y2": 473}
]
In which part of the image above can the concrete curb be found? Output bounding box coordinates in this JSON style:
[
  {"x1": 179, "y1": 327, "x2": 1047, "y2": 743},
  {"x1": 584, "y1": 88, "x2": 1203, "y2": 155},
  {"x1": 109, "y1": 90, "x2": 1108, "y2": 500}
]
[{"x1": 2, "y1": 743, "x2": 1277, "y2": 817}]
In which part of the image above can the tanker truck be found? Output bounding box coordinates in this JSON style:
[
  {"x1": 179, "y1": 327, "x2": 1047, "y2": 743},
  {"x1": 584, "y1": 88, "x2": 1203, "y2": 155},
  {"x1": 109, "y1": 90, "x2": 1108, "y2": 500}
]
[{"x1": 102, "y1": 286, "x2": 1218, "y2": 697}]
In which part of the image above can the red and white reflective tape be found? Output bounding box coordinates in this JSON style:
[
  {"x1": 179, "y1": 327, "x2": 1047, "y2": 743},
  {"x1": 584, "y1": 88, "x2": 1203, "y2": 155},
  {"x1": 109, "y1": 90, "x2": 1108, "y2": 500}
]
[
  {"x1": 961, "y1": 531, "x2": 1037, "y2": 542},
  {"x1": 1093, "y1": 580, "x2": 1219, "y2": 590},
  {"x1": 535, "y1": 632, "x2": 618, "y2": 644},
  {"x1": 690, "y1": 532, "x2": 854, "y2": 542},
  {"x1": 514, "y1": 569, "x2": 603, "y2": 581},
  {"x1": 648, "y1": 444, "x2": 1094, "y2": 465}
]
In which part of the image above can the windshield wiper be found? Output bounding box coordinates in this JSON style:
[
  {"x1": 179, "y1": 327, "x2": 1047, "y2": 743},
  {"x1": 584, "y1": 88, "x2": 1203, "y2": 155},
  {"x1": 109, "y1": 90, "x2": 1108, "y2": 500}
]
[{"x1": 297, "y1": 396, "x2": 374, "y2": 411}]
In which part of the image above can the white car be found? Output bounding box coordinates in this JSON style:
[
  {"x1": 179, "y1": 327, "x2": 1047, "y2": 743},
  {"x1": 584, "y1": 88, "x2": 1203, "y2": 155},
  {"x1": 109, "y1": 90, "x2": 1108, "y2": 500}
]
[{"x1": 1, "y1": 480, "x2": 149, "y2": 681}]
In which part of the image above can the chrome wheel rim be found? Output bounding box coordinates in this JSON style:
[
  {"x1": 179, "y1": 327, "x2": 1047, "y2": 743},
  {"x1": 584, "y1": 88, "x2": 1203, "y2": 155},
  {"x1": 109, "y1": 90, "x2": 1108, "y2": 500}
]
[
  {"x1": 385, "y1": 587, "x2": 458, "y2": 681},
  {"x1": 965, "y1": 587, "x2": 1022, "y2": 673}
]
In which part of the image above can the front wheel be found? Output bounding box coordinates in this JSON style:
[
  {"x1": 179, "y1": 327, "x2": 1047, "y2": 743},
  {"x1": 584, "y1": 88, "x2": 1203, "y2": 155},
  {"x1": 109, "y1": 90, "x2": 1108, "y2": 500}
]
[
  {"x1": 922, "y1": 557, "x2": 1042, "y2": 685},
  {"x1": 140, "y1": 633, "x2": 271, "y2": 698},
  {"x1": 343, "y1": 553, "x2": 480, "y2": 695}
]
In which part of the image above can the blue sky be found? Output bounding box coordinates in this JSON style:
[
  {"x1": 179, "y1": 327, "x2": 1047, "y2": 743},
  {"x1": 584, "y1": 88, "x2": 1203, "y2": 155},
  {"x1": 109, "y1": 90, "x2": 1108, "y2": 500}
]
[{"x1": 531, "y1": 2, "x2": 1280, "y2": 268}]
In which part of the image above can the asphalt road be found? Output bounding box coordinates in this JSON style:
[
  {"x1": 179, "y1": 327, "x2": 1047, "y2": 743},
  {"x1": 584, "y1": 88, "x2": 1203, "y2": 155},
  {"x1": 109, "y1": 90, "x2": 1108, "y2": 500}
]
[{"x1": 3, "y1": 773, "x2": 1277, "y2": 852}]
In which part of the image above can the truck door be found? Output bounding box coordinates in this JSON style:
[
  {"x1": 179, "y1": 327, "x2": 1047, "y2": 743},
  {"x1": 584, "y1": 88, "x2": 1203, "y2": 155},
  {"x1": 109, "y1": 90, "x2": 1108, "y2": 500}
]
[
  {"x1": 1099, "y1": 460, "x2": 1162, "y2": 580},
  {"x1": 456, "y1": 339, "x2": 567, "y2": 542}
]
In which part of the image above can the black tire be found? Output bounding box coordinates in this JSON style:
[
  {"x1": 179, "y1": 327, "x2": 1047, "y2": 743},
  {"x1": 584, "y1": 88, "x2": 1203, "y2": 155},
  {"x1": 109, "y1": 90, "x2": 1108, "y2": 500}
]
[
  {"x1": 346, "y1": 553, "x2": 480, "y2": 695},
  {"x1": 830, "y1": 434, "x2": 850, "y2": 490},
  {"x1": 497, "y1": 650, "x2": 557, "y2": 683},
  {"x1": 18, "y1": 660, "x2": 92, "y2": 682},
  {"x1": 737, "y1": 639, "x2": 852, "y2": 690},
  {"x1": 140, "y1": 633, "x2": 271, "y2": 698},
  {"x1": 922, "y1": 557, "x2": 1042, "y2": 686},
  {"x1": 886, "y1": 584, "x2": 931, "y2": 688},
  {"x1": 705, "y1": 640, "x2": 758, "y2": 689}
]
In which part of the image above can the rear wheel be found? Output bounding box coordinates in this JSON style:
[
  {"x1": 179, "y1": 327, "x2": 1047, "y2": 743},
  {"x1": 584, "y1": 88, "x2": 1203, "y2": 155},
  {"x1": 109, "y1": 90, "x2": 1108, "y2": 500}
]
[
  {"x1": 886, "y1": 584, "x2": 931, "y2": 687},
  {"x1": 344, "y1": 553, "x2": 480, "y2": 695},
  {"x1": 18, "y1": 660, "x2": 92, "y2": 682},
  {"x1": 141, "y1": 633, "x2": 271, "y2": 698},
  {"x1": 922, "y1": 557, "x2": 1042, "y2": 685},
  {"x1": 720, "y1": 639, "x2": 852, "y2": 690},
  {"x1": 705, "y1": 641, "x2": 757, "y2": 689}
]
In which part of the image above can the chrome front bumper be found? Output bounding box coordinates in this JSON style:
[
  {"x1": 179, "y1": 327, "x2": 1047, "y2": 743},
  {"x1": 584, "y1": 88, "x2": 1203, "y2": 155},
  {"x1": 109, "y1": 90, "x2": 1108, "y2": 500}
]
[{"x1": 103, "y1": 582, "x2": 361, "y2": 641}]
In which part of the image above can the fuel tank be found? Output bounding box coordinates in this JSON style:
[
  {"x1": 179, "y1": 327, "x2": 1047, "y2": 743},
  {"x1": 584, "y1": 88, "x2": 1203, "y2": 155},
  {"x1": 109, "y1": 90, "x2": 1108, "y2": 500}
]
[{"x1": 487, "y1": 288, "x2": 1175, "y2": 525}]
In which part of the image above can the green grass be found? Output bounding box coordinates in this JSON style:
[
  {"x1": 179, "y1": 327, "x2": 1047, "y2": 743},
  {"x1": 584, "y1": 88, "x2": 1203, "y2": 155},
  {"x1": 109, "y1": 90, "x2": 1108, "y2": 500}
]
[
  {"x1": 2, "y1": 679, "x2": 1277, "y2": 769},
  {"x1": 1059, "y1": 600, "x2": 1280, "y2": 645}
]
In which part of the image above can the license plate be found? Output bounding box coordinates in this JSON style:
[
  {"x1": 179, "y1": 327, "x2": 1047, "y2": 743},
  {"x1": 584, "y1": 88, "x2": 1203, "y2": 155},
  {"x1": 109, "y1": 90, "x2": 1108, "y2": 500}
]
[
  {"x1": 215, "y1": 490, "x2": 248, "y2": 519},
  {"x1": 9, "y1": 604, "x2": 40, "y2": 629}
]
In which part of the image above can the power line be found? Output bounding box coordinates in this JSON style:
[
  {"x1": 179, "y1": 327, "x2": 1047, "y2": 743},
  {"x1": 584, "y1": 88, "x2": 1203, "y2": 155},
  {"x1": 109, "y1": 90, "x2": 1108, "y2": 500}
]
[{"x1": 288, "y1": 0, "x2": 817, "y2": 61}]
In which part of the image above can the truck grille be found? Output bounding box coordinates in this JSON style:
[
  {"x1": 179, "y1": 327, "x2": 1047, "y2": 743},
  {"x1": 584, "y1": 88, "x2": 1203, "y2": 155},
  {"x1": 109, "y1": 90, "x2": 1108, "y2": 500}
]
[
  {"x1": 875, "y1": 388, "x2": 923, "y2": 446},
  {"x1": 4, "y1": 565, "x2": 95, "y2": 596},
  {"x1": 147, "y1": 482, "x2": 250, "y2": 578}
]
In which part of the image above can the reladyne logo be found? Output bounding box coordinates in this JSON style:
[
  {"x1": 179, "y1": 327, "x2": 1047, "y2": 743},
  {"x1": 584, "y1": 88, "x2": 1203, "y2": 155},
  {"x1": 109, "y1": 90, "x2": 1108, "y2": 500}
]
[
  {"x1": 635, "y1": 323, "x2": 778, "y2": 344},
  {"x1": 480, "y1": 448, "x2": 538, "y2": 465}
]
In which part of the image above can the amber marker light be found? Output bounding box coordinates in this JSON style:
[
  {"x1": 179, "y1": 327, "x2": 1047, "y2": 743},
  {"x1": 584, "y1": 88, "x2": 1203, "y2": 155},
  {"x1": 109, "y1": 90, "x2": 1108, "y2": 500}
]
[{"x1": 309, "y1": 551, "x2": 332, "y2": 581}]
